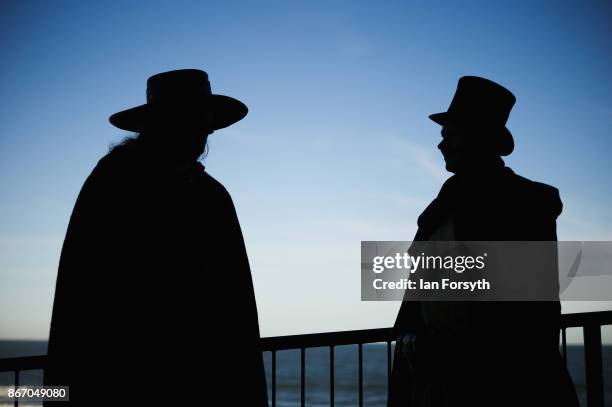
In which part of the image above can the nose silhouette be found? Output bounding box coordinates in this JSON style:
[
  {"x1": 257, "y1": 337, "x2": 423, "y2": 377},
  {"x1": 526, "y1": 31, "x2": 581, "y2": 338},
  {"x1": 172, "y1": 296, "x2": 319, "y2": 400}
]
[{"x1": 438, "y1": 138, "x2": 449, "y2": 157}]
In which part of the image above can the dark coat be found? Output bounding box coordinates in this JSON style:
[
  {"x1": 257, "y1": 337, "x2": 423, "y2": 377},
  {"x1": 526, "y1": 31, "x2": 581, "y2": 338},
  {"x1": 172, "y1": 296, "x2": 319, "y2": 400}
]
[
  {"x1": 44, "y1": 140, "x2": 268, "y2": 405},
  {"x1": 388, "y1": 165, "x2": 578, "y2": 407}
]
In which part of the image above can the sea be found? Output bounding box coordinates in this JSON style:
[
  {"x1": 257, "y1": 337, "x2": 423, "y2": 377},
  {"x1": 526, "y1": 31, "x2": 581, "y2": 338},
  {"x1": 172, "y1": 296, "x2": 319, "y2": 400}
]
[{"x1": 1, "y1": 341, "x2": 611, "y2": 406}]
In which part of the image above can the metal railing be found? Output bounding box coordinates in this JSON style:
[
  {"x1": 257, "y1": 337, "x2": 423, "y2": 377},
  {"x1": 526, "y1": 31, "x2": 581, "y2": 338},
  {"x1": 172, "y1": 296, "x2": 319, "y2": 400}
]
[
  {"x1": 559, "y1": 311, "x2": 612, "y2": 407},
  {"x1": 1, "y1": 311, "x2": 611, "y2": 407},
  {"x1": 260, "y1": 327, "x2": 393, "y2": 407},
  {"x1": 261, "y1": 310, "x2": 612, "y2": 407}
]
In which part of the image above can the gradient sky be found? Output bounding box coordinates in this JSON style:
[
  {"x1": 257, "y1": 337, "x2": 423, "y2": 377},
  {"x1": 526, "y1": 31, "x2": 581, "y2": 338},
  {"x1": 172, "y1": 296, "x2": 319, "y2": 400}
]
[{"x1": 1, "y1": 1, "x2": 611, "y2": 343}]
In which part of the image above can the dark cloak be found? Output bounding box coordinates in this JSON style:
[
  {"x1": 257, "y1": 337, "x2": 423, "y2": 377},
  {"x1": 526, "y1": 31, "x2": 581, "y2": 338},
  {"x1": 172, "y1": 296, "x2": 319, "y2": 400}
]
[
  {"x1": 44, "y1": 139, "x2": 268, "y2": 405},
  {"x1": 388, "y1": 164, "x2": 579, "y2": 407}
]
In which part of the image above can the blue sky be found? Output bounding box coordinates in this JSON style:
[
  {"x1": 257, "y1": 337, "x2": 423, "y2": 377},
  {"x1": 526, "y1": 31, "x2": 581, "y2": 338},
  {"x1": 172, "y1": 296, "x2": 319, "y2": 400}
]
[{"x1": 1, "y1": 1, "x2": 611, "y2": 343}]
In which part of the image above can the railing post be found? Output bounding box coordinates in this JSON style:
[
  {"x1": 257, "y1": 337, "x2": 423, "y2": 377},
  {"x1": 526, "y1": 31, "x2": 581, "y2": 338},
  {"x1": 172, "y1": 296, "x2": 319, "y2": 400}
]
[
  {"x1": 300, "y1": 347, "x2": 305, "y2": 407},
  {"x1": 358, "y1": 343, "x2": 363, "y2": 407},
  {"x1": 14, "y1": 369, "x2": 19, "y2": 407},
  {"x1": 387, "y1": 340, "x2": 392, "y2": 383},
  {"x1": 271, "y1": 350, "x2": 276, "y2": 407},
  {"x1": 561, "y1": 328, "x2": 567, "y2": 366},
  {"x1": 583, "y1": 324, "x2": 604, "y2": 407},
  {"x1": 330, "y1": 346, "x2": 334, "y2": 407}
]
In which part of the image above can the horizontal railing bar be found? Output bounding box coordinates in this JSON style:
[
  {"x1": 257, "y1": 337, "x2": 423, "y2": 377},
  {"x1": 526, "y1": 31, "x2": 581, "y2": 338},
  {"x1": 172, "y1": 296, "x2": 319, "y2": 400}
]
[
  {"x1": 261, "y1": 311, "x2": 612, "y2": 351},
  {"x1": 260, "y1": 328, "x2": 393, "y2": 351},
  {"x1": 0, "y1": 356, "x2": 47, "y2": 372},
  {"x1": 560, "y1": 310, "x2": 612, "y2": 328}
]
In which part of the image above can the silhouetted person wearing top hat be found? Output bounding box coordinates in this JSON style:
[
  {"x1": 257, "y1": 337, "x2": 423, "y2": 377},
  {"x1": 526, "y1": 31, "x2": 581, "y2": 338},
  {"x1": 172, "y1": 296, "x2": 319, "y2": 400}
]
[
  {"x1": 387, "y1": 77, "x2": 579, "y2": 407},
  {"x1": 45, "y1": 69, "x2": 268, "y2": 405}
]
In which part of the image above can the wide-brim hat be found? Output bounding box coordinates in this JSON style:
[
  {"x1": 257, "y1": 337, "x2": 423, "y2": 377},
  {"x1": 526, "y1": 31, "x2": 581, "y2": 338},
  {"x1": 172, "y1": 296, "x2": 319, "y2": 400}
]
[
  {"x1": 429, "y1": 76, "x2": 516, "y2": 156},
  {"x1": 109, "y1": 69, "x2": 247, "y2": 132}
]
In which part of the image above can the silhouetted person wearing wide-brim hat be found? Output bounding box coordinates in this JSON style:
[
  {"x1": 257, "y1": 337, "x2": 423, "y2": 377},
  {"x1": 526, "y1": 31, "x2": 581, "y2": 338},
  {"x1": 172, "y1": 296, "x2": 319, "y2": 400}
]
[
  {"x1": 45, "y1": 69, "x2": 268, "y2": 405},
  {"x1": 388, "y1": 76, "x2": 579, "y2": 407}
]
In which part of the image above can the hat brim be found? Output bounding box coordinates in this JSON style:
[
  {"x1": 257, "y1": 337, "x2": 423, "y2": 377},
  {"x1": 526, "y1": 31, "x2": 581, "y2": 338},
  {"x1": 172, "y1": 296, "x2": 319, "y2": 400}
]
[
  {"x1": 428, "y1": 111, "x2": 514, "y2": 156},
  {"x1": 109, "y1": 94, "x2": 248, "y2": 133}
]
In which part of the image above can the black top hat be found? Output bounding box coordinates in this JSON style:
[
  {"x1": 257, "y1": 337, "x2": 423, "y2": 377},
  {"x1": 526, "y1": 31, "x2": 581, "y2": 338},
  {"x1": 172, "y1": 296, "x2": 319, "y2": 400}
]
[
  {"x1": 109, "y1": 69, "x2": 247, "y2": 132},
  {"x1": 429, "y1": 76, "x2": 516, "y2": 156}
]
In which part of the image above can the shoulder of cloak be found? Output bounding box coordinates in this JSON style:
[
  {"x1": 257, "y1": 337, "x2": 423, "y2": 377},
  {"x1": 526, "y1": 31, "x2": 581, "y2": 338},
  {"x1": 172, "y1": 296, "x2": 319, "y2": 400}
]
[
  {"x1": 196, "y1": 170, "x2": 236, "y2": 207},
  {"x1": 499, "y1": 169, "x2": 563, "y2": 225},
  {"x1": 70, "y1": 146, "x2": 149, "y2": 219},
  {"x1": 415, "y1": 169, "x2": 562, "y2": 239},
  {"x1": 505, "y1": 171, "x2": 563, "y2": 220}
]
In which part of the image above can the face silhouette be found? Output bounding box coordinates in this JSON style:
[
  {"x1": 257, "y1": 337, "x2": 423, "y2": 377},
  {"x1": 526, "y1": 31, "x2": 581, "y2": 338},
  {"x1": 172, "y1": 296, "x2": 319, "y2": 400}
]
[
  {"x1": 438, "y1": 124, "x2": 471, "y2": 173},
  {"x1": 147, "y1": 107, "x2": 214, "y2": 163},
  {"x1": 438, "y1": 124, "x2": 500, "y2": 173}
]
